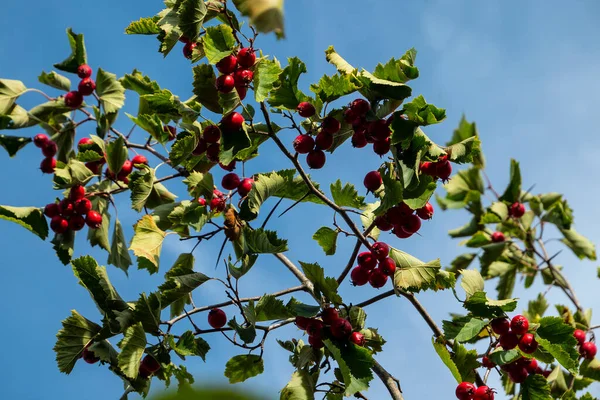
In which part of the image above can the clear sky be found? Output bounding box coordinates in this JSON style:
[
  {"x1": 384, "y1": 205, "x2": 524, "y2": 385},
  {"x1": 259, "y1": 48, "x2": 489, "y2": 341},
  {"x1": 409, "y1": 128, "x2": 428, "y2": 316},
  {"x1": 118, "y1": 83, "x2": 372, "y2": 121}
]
[{"x1": 1, "y1": 1, "x2": 600, "y2": 399}]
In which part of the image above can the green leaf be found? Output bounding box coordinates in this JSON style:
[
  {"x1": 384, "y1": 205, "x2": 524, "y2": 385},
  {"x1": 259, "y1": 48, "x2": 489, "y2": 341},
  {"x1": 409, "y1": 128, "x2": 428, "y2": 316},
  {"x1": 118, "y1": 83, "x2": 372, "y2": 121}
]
[
  {"x1": 535, "y1": 316, "x2": 579, "y2": 373},
  {"x1": 224, "y1": 354, "x2": 264, "y2": 383},
  {"x1": 300, "y1": 261, "x2": 342, "y2": 305},
  {"x1": 580, "y1": 358, "x2": 600, "y2": 382},
  {"x1": 71, "y1": 256, "x2": 125, "y2": 314},
  {"x1": 447, "y1": 115, "x2": 485, "y2": 168},
  {"x1": 243, "y1": 227, "x2": 288, "y2": 254},
  {"x1": 393, "y1": 259, "x2": 443, "y2": 293},
  {"x1": 560, "y1": 228, "x2": 596, "y2": 260},
  {"x1": 87, "y1": 197, "x2": 110, "y2": 252},
  {"x1": 53, "y1": 310, "x2": 101, "y2": 374},
  {"x1": 183, "y1": 171, "x2": 214, "y2": 200},
  {"x1": 53, "y1": 28, "x2": 87, "y2": 73},
  {"x1": 38, "y1": 71, "x2": 71, "y2": 91},
  {"x1": 178, "y1": 0, "x2": 207, "y2": 40},
  {"x1": 373, "y1": 49, "x2": 419, "y2": 84},
  {"x1": 118, "y1": 322, "x2": 147, "y2": 379},
  {"x1": 0, "y1": 134, "x2": 32, "y2": 157},
  {"x1": 231, "y1": 0, "x2": 285, "y2": 38},
  {"x1": 106, "y1": 135, "x2": 127, "y2": 175},
  {"x1": 499, "y1": 159, "x2": 521, "y2": 203},
  {"x1": 125, "y1": 16, "x2": 160, "y2": 34},
  {"x1": 107, "y1": 219, "x2": 132, "y2": 273},
  {"x1": 269, "y1": 57, "x2": 310, "y2": 110},
  {"x1": 460, "y1": 269, "x2": 485, "y2": 299},
  {"x1": 448, "y1": 253, "x2": 477, "y2": 273},
  {"x1": 129, "y1": 166, "x2": 156, "y2": 212},
  {"x1": 133, "y1": 292, "x2": 162, "y2": 333},
  {"x1": 202, "y1": 25, "x2": 236, "y2": 64},
  {"x1": 249, "y1": 295, "x2": 293, "y2": 322},
  {"x1": 401, "y1": 95, "x2": 446, "y2": 125},
  {"x1": 280, "y1": 370, "x2": 315, "y2": 400},
  {"x1": 522, "y1": 374, "x2": 552, "y2": 400},
  {"x1": 463, "y1": 291, "x2": 518, "y2": 318},
  {"x1": 453, "y1": 341, "x2": 479, "y2": 383},
  {"x1": 159, "y1": 268, "x2": 210, "y2": 310},
  {"x1": 323, "y1": 339, "x2": 373, "y2": 396},
  {"x1": 453, "y1": 318, "x2": 488, "y2": 343},
  {"x1": 488, "y1": 349, "x2": 521, "y2": 366},
  {"x1": 0, "y1": 79, "x2": 27, "y2": 114},
  {"x1": 254, "y1": 58, "x2": 283, "y2": 103},
  {"x1": 120, "y1": 69, "x2": 161, "y2": 95},
  {"x1": 129, "y1": 215, "x2": 167, "y2": 274},
  {"x1": 312, "y1": 226, "x2": 338, "y2": 256},
  {"x1": 173, "y1": 331, "x2": 210, "y2": 360},
  {"x1": 52, "y1": 230, "x2": 75, "y2": 265},
  {"x1": 360, "y1": 201, "x2": 381, "y2": 240},
  {"x1": 374, "y1": 169, "x2": 403, "y2": 215},
  {"x1": 219, "y1": 125, "x2": 252, "y2": 165},
  {"x1": 432, "y1": 337, "x2": 462, "y2": 383},
  {"x1": 330, "y1": 180, "x2": 365, "y2": 209},
  {"x1": 525, "y1": 294, "x2": 549, "y2": 322},
  {"x1": 310, "y1": 73, "x2": 359, "y2": 103},
  {"x1": 192, "y1": 64, "x2": 222, "y2": 113},
  {"x1": 285, "y1": 298, "x2": 321, "y2": 318},
  {"x1": 228, "y1": 316, "x2": 257, "y2": 344},
  {"x1": 95, "y1": 68, "x2": 125, "y2": 114},
  {"x1": 0, "y1": 205, "x2": 48, "y2": 240}
]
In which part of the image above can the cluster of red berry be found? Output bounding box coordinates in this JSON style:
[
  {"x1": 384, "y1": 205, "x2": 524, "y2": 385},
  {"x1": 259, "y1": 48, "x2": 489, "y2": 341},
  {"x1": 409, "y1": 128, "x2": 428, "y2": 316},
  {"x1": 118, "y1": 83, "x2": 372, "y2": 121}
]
[
  {"x1": 181, "y1": 36, "x2": 199, "y2": 59},
  {"x1": 456, "y1": 382, "x2": 495, "y2": 400},
  {"x1": 221, "y1": 173, "x2": 254, "y2": 197},
  {"x1": 295, "y1": 307, "x2": 365, "y2": 349},
  {"x1": 292, "y1": 114, "x2": 341, "y2": 170},
  {"x1": 78, "y1": 137, "x2": 149, "y2": 179},
  {"x1": 345, "y1": 99, "x2": 393, "y2": 156},
  {"x1": 64, "y1": 64, "x2": 96, "y2": 109},
  {"x1": 214, "y1": 48, "x2": 256, "y2": 100},
  {"x1": 43, "y1": 185, "x2": 102, "y2": 234},
  {"x1": 197, "y1": 189, "x2": 227, "y2": 213},
  {"x1": 350, "y1": 242, "x2": 396, "y2": 288},
  {"x1": 489, "y1": 202, "x2": 527, "y2": 243},
  {"x1": 420, "y1": 155, "x2": 452, "y2": 182},
  {"x1": 33, "y1": 133, "x2": 58, "y2": 174},
  {"x1": 81, "y1": 344, "x2": 161, "y2": 379},
  {"x1": 574, "y1": 329, "x2": 597, "y2": 359}
]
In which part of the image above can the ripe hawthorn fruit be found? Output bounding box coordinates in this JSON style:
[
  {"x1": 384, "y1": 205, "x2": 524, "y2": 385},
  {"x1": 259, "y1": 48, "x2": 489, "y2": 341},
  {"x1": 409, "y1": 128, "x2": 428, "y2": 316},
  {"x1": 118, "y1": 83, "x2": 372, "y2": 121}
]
[
  {"x1": 203, "y1": 125, "x2": 221, "y2": 143},
  {"x1": 330, "y1": 318, "x2": 352, "y2": 339},
  {"x1": 221, "y1": 173, "x2": 241, "y2": 190},
  {"x1": 374, "y1": 215, "x2": 394, "y2": 231},
  {"x1": 33, "y1": 133, "x2": 49, "y2": 148},
  {"x1": 371, "y1": 242, "x2": 390, "y2": 260},
  {"x1": 369, "y1": 268, "x2": 388, "y2": 288},
  {"x1": 50, "y1": 216, "x2": 69, "y2": 234},
  {"x1": 491, "y1": 231, "x2": 505, "y2": 243},
  {"x1": 207, "y1": 308, "x2": 227, "y2": 329},
  {"x1": 42, "y1": 141, "x2": 58, "y2": 158},
  {"x1": 436, "y1": 160, "x2": 452, "y2": 181},
  {"x1": 183, "y1": 41, "x2": 197, "y2": 59},
  {"x1": 518, "y1": 333, "x2": 538, "y2": 354},
  {"x1": 315, "y1": 131, "x2": 334, "y2": 151},
  {"x1": 295, "y1": 316, "x2": 309, "y2": 330},
  {"x1": 297, "y1": 102, "x2": 316, "y2": 118},
  {"x1": 215, "y1": 74, "x2": 235, "y2": 93},
  {"x1": 82, "y1": 346, "x2": 100, "y2": 364},
  {"x1": 75, "y1": 198, "x2": 92, "y2": 215},
  {"x1": 510, "y1": 202, "x2": 526, "y2": 218},
  {"x1": 78, "y1": 78, "x2": 96, "y2": 96},
  {"x1": 455, "y1": 382, "x2": 475, "y2": 400},
  {"x1": 237, "y1": 178, "x2": 254, "y2": 197},
  {"x1": 372, "y1": 137, "x2": 391, "y2": 156},
  {"x1": 321, "y1": 116, "x2": 341, "y2": 134},
  {"x1": 77, "y1": 64, "x2": 92, "y2": 79},
  {"x1": 44, "y1": 203, "x2": 60, "y2": 218},
  {"x1": 350, "y1": 266, "x2": 370, "y2": 286},
  {"x1": 491, "y1": 318, "x2": 510, "y2": 335},
  {"x1": 350, "y1": 331, "x2": 365, "y2": 346},
  {"x1": 499, "y1": 331, "x2": 519, "y2": 350},
  {"x1": 511, "y1": 315, "x2": 529, "y2": 335},
  {"x1": 580, "y1": 342, "x2": 597, "y2": 359},
  {"x1": 131, "y1": 154, "x2": 148, "y2": 167},
  {"x1": 85, "y1": 210, "x2": 103, "y2": 229},
  {"x1": 69, "y1": 185, "x2": 86, "y2": 201},
  {"x1": 473, "y1": 386, "x2": 495, "y2": 400},
  {"x1": 351, "y1": 131, "x2": 368, "y2": 148},
  {"x1": 357, "y1": 251, "x2": 378, "y2": 270},
  {"x1": 69, "y1": 215, "x2": 86, "y2": 231},
  {"x1": 416, "y1": 202, "x2": 434, "y2": 220},
  {"x1": 363, "y1": 170, "x2": 382, "y2": 192},
  {"x1": 216, "y1": 55, "x2": 238, "y2": 74},
  {"x1": 350, "y1": 98, "x2": 370, "y2": 116},
  {"x1": 237, "y1": 47, "x2": 256, "y2": 68},
  {"x1": 308, "y1": 335, "x2": 324, "y2": 349},
  {"x1": 64, "y1": 91, "x2": 83, "y2": 109},
  {"x1": 293, "y1": 134, "x2": 315, "y2": 154},
  {"x1": 206, "y1": 143, "x2": 221, "y2": 162},
  {"x1": 306, "y1": 149, "x2": 326, "y2": 169},
  {"x1": 573, "y1": 329, "x2": 587, "y2": 345},
  {"x1": 221, "y1": 112, "x2": 244, "y2": 131},
  {"x1": 321, "y1": 308, "x2": 339, "y2": 325},
  {"x1": 379, "y1": 257, "x2": 397, "y2": 276},
  {"x1": 233, "y1": 69, "x2": 253, "y2": 86}
]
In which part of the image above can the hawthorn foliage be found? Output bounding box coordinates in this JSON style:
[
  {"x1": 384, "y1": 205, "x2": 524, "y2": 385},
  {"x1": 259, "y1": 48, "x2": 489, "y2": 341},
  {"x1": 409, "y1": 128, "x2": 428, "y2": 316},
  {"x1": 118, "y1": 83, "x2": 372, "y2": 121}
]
[{"x1": 0, "y1": 1, "x2": 598, "y2": 399}]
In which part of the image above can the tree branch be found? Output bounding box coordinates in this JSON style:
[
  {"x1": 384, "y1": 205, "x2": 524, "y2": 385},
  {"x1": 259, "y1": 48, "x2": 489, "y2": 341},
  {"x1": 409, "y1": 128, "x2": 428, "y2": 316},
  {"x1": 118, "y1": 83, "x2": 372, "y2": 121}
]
[{"x1": 372, "y1": 359, "x2": 404, "y2": 400}]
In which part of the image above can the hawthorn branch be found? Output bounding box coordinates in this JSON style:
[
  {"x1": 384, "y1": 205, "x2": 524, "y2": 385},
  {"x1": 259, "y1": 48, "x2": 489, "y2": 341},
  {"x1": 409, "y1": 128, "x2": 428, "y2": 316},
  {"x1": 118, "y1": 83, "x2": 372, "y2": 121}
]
[{"x1": 372, "y1": 360, "x2": 404, "y2": 400}]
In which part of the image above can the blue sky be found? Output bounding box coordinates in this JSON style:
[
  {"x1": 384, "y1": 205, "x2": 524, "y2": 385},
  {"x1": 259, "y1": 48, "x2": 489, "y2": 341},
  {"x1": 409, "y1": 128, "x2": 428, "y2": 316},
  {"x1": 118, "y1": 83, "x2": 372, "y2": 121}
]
[{"x1": 1, "y1": 1, "x2": 600, "y2": 399}]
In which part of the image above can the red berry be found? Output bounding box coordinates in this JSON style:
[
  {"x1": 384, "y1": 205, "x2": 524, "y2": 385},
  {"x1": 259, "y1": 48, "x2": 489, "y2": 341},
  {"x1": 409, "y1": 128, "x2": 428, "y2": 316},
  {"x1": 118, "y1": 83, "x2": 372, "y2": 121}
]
[
  {"x1": 85, "y1": 161, "x2": 103, "y2": 175},
  {"x1": 373, "y1": 137, "x2": 391, "y2": 156},
  {"x1": 581, "y1": 342, "x2": 597, "y2": 359},
  {"x1": 295, "y1": 316, "x2": 309, "y2": 330},
  {"x1": 350, "y1": 331, "x2": 365, "y2": 346},
  {"x1": 351, "y1": 131, "x2": 368, "y2": 148},
  {"x1": 141, "y1": 355, "x2": 161, "y2": 374},
  {"x1": 78, "y1": 137, "x2": 94, "y2": 149},
  {"x1": 386, "y1": 203, "x2": 413, "y2": 225},
  {"x1": 350, "y1": 266, "x2": 370, "y2": 286},
  {"x1": 308, "y1": 334, "x2": 324, "y2": 349},
  {"x1": 44, "y1": 203, "x2": 60, "y2": 218},
  {"x1": 518, "y1": 333, "x2": 538, "y2": 354},
  {"x1": 131, "y1": 154, "x2": 149, "y2": 167},
  {"x1": 379, "y1": 257, "x2": 396, "y2": 276},
  {"x1": 455, "y1": 382, "x2": 475, "y2": 400},
  {"x1": 363, "y1": 171, "x2": 382, "y2": 192},
  {"x1": 511, "y1": 315, "x2": 529, "y2": 335},
  {"x1": 321, "y1": 116, "x2": 341, "y2": 134},
  {"x1": 237, "y1": 178, "x2": 254, "y2": 197},
  {"x1": 306, "y1": 150, "x2": 326, "y2": 169},
  {"x1": 509, "y1": 367, "x2": 529, "y2": 383},
  {"x1": 77, "y1": 64, "x2": 92, "y2": 79},
  {"x1": 78, "y1": 78, "x2": 96, "y2": 96},
  {"x1": 436, "y1": 160, "x2": 452, "y2": 181},
  {"x1": 233, "y1": 69, "x2": 254, "y2": 86},
  {"x1": 85, "y1": 210, "x2": 103, "y2": 228},
  {"x1": 369, "y1": 268, "x2": 388, "y2": 288},
  {"x1": 499, "y1": 331, "x2": 519, "y2": 350},
  {"x1": 222, "y1": 173, "x2": 241, "y2": 190},
  {"x1": 526, "y1": 358, "x2": 538, "y2": 374},
  {"x1": 350, "y1": 98, "x2": 370, "y2": 116},
  {"x1": 183, "y1": 41, "x2": 197, "y2": 59},
  {"x1": 491, "y1": 232, "x2": 505, "y2": 243},
  {"x1": 203, "y1": 125, "x2": 221, "y2": 143},
  {"x1": 236, "y1": 84, "x2": 247, "y2": 100},
  {"x1": 209, "y1": 197, "x2": 226, "y2": 213},
  {"x1": 510, "y1": 202, "x2": 526, "y2": 218},
  {"x1": 343, "y1": 108, "x2": 362, "y2": 125},
  {"x1": 82, "y1": 346, "x2": 99, "y2": 364},
  {"x1": 206, "y1": 143, "x2": 220, "y2": 162},
  {"x1": 401, "y1": 214, "x2": 422, "y2": 234},
  {"x1": 208, "y1": 308, "x2": 227, "y2": 329},
  {"x1": 197, "y1": 198, "x2": 207, "y2": 206},
  {"x1": 221, "y1": 112, "x2": 244, "y2": 131},
  {"x1": 315, "y1": 131, "x2": 334, "y2": 151},
  {"x1": 574, "y1": 329, "x2": 587, "y2": 345},
  {"x1": 33, "y1": 134, "x2": 49, "y2": 148},
  {"x1": 75, "y1": 198, "x2": 92, "y2": 215},
  {"x1": 216, "y1": 55, "x2": 238, "y2": 74},
  {"x1": 367, "y1": 120, "x2": 390, "y2": 141},
  {"x1": 393, "y1": 226, "x2": 413, "y2": 239},
  {"x1": 306, "y1": 319, "x2": 324, "y2": 337},
  {"x1": 481, "y1": 356, "x2": 495, "y2": 369},
  {"x1": 416, "y1": 202, "x2": 434, "y2": 220},
  {"x1": 374, "y1": 215, "x2": 394, "y2": 231},
  {"x1": 64, "y1": 91, "x2": 83, "y2": 109},
  {"x1": 59, "y1": 199, "x2": 75, "y2": 216},
  {"x1": 371, "y1": 242, "x2": 390, "y2": 260},
  {"x1": 50, "y1": 216, "x2": 69, "y2": 234},
  {"x1": 321, "y1": 308, "x2": 339, "y2": 325},
  {"x1": 219, "y1": 161, "x2": 236, "y2": 171},
  {"x1": 42, "y1": 141, "x2": 58, "y2": 158},
  {"x1": 357, "y1": 251, "x2": 378, "y2": 270},
  {"x1": 237, "y1": 47, "x2": 256, "y2": 68},
  {"x1": 330, "y1": 318, "x2": 352, "y2": 339},
  {"x1": 293, "y1": 134, "x2": 315, "y2": 154},
  {"x1": 473, "y1": 386, "x2": 494, "y2": 400},
  {"x1": 69, "y1": 185, "x2": 86, "y2": 201},
  {"x1": 215, "y1": 74, "x2": 235, "y2": 93},
  {"x1": 491, "y1": 318, "x2": 510, "y2": 335},
  {"x1": 297, "y1": 102, "x2": 316, "y2": 118},
  {"x1": 69, "y1": 214, "x2": 86, "y2": 231},
  {"x1": 119, "y1": 159, "x2": 133, "y2": 176},
  {"x1": 420, "y1": 161, "x2": 436, "y2": 176}
]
